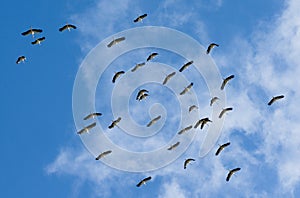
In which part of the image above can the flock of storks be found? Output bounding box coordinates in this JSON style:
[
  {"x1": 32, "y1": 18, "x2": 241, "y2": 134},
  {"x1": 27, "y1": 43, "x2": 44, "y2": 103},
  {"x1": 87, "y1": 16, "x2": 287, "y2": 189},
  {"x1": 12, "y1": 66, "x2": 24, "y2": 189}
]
[{"x1": 19, "y1": 13, "x2": 285, "y2": 187}]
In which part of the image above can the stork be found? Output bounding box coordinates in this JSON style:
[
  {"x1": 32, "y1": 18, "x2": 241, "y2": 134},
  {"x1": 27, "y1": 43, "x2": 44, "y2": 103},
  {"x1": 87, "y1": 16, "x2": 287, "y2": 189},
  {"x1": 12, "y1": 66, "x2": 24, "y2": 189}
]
[
  {"x1": 210, "y1": 96, "x2": 219, "y2": 106},
  {"x1": 162, "y1": 71, "x2": 176, "y2": 85},
  {"x1": 83, "y1": 112, "x2": 102, "y2": 120},
  {"x1": 59, "y1": 23, "x2": 77, "y2": 32},
  {"x1": 134, "y1": 14, "x2": 148, "y2": 23},
  {"x1": 131, "y1": 62, "x2": 146, "y2": 72},
  {"x1": 95, "y1": 150, "x2": 112, "y2": 160},
  {"x1": 184, "y1": 158, "x2": 195, "y2": 169},
  {"x1": 180, "y1": 82, "x2": 193, "y2": 95},
  {"x1": 268, "y1": 95, "x2": 284, "y2": 106},
  {"x1": 194, "y1": 117, "x2": 212, "y2": 129},
  {"x1": 136, "y1": 89, "x2": 149, "y2": 100},
  {"x1": 221, "y1": 75, "x2": 234, "y2": 90},
  {"x1": 21, "y1": 27, "x2": 42, "y2": 37},
  {"x1": 146, "y1": 115, "x2": 161, "y2": 127},
  {"x1": 179, "y1": 61, "x2": 193, "y2": 72},
  {"x1": 31, "y1": 37, "x2": 45, "y2": 45},
  {"x1": 188, "y1": 105, "x2": 198, "y2": 112},
  {"x1": 108, "y1": 117, "x2": 121, "y2": 129},
  {"x1": 178, "y1": 125, "x2": 193, "y2": 135},
  {"x1": 136, "y1": 176, "x2": 151, "y2": 187},
  {"x1": 167, "y1": 141, "x2": 180, "y2": 150},
  {"x1": 219, "y1": 107, "x2": 233, "y2": 118},
  {"x1": 16, "y1": 56, "x2": 26, "y2": 64},
  {"x1": 215, "y1": 142, "x2": 230, "y2": 156},
  {"x1": 77, "y1": 122, "x2": 96, "y2": 134},
  {"x1": 112, "y1": 71, "x2": 125, "y2": 83},
  {"x1": 107, "y1": 37, "x2": 125, "y2": 48},
  {"x1": 146, "y1": 52, "x2": 158, "y2": 61},
  {"x1": 206, "y1": 43, "x2": 219, "y2": 54},
  {"x1": 226, "y1": 168, "x2": 241, "y2": 182}
]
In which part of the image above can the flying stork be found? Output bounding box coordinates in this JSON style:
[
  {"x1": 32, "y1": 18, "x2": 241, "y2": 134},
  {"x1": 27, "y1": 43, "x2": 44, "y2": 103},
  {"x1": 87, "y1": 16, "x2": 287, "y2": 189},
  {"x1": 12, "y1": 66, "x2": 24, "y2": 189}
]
[
  {"x1": 178, "y1": 125, "x2": 193, "y2": 135},
  {"x1": 184, "y1": 158, "x2": 195, "y2": 169},
  {"x1": 162, "y1": 71, "x2": 176, "y2": 85},
  {"x1": 136, "y1": 89, "x2": 149, "y2": 100},
  {"x1": 210, "y1": 96, "x2": 219, "y2": 106},
  {"x1": 167, "y1": 141, "x2": 180, "y2": 150},
  {"x1": 146, "y1": 115, "x2": 161, "y2": 127},
  {"x1": 107, "y1": 37, "x2": 125, "y2": 48},
  {"x1": 194, "y1": 117, "x2": 212, "y2": 129},
  {"x1": 95, "y1": 150, "x2": 112, "y2": 160},
  {"x1": 221, "y1": 75, "x2": 234, "y2": 90},
  {"x1": 179, "y1": 61, "x2": 193, "y2": 72},
  {"x1": 219, "y1": 107, "x2": 233, "y2": 118},
  {"x1": 112, "y1": 71, "x2": 125, "y2": 83},
  {"x1": 136, "y1": 176, "x2": 151, "y2": 187},
  {"x1": 134, "y1": 14, "x2": 148, "y2": 23},
  {"x1": 59, "y1": 23, "x2": 77, "y2": 32},
  {"x1": 188, "y1": 105, "x2": 198, "y2": 112},
  {"x1": 226, "y1": 168, "x2": 241, "y2": 182},
  {"x1": 108, "y1": 117, "x2": 121, "y2": 129},
  {"x1": 83, "y1": 112, "x2": 102, "y2": 120},
  {"x1": 21, "y1": 27, "x2": 42, "y2": 37},
  {"x1": 31, "y1": 37, "x2": 45, "y2": 45},
  {"x1": 268, "y1": 95, "x2": 284, "y2": 106},
  {"x1": 131, "y1": 62, "x2": 146, "y2": 72},
  {"x1": 215, "y1": 142, "x2": 230, "y2": 156},
  {"x1": 16, "y1": 56, "x2": 26, "y2": 64},
  {"x1": 206, "y1": 43, "x2": 219, "y2": 54},
  {"x1": 77, "y1": 122, "x2": 96, "y2": 135},
  {"x1": 180, "y1": 82, "x2": 193, "y2": 95},
  {"x1": 146, "y1": 52, "x2": 158, "y2": 61}
]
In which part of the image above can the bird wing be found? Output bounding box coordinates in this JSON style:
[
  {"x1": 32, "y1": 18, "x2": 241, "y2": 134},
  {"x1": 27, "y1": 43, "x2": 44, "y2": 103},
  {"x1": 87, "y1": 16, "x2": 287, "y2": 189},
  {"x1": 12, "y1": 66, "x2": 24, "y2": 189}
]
[
  {"x1": 226, "y1": 171, "x2": 233, "y2": 181},
  {"x1": 95, "y1": 150, "x2": 112, "y2": 160},
  {"x1": 107, "y1": 40, "x2": 115, "y2": 48},
  {"x1": 268, "y1": 98, "x2": 275, "y2": 105},
  {"x1": 184, "y1": 158, "x2": 195, "y2": 169},
  {"x1": 187, "y1": 82, "x2": 194, "y2": 89},
  {"x1": 179, "y1": 65, "x2": 187, "y2": 72},
  {"x1": 59, "y1": 25, "x2": 67, "y2": 32},
  {"x1": 219, "y1": 109, "x2": 226, "y2": 118},
  {"x1": 31, "y1": 39, "x2": 38, "y2": 45},
  {"x1": 163, "y1": 72, "x2": 176, "y2": 85},
  {"x1": 167, "y1": 142, "x2": 180, "y2": 150},
  {"x1": 21, "y1": 29, "x2": 31, "y2": 36},
  {"x1": 136, "y1": 176, "x2": 151, "y2": 187},
  {"x1": 210, "y1": 97, "x2": 219, "y2": 106},
  {"x1": 200, "y1": 121, "x2": 206, "y2": 129},
  {"x1": 194, "y1": 120, "x2": 202, "y2": 129},
  {"x1": 180, "y1": 88, "x2": 188, "y2": 95},
  {"x1": 69, "y1": 24, "x2": 77, "y2": 29},
  {"x1": 32, "y1": 29, "x2": 42, "y2": 33},
  {"x1": 147, "y1": 53, "x2": 158, "y2": 61},
  {"x1": 131, "y1": 65, "x2": 139, "y2": 72},
  {"x1": 83, "y1": 114, "x2": 93, "y2": 120},
  {"x1": 215, "y1": 146, "x2": 223, "y2": 156},
  {"x1": 140, "y1": 14, "x2": 147, "y2": 19},
  {"x1": 86, "y1": 122, "x2": 96, "y2": 130},
  {"x1": 112, "y1": 71, "x2": 124, "y2": 83},
  {"x1": 115, "y1": 37, "x2": 125, "y2": 43},
  {"x1": 147, "y1": 116, "x2": 161, "y2": 127}
]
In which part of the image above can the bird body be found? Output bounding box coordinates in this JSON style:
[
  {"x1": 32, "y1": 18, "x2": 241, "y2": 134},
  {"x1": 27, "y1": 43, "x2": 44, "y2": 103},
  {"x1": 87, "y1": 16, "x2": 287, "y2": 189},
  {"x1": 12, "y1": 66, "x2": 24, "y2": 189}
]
[
  {"x1": 95, "y1": 150, "x2": 112, "y2": 160},
  {"x1": 162, "y1": 72, "x2": 176, "y2": 85},
  {"x1": 77, "y1": 122, "x2": 96, "y2": 134},
  {"x1": 221, "y1": 75, "x2": 234, "y2": 90},
  {"x1": 210, "y1": 97, "x2": 219, "y2": 106},
  {"x1": 134, "y1": 14, "x2": 147, "y2": 23},
  {"x1": 136, "y1": 176, "x2": 151, "y2": 187},
  {"x1": 21, "y1": 27, "x2": 42, "y2": 37},
  {"x1": 180, "y1": 82, "x2": 193, "y2": 95},
  {"x1": 179, "y1": 61, "x2": 193, "y2": 72},
  {"x1": 226, "y1": 168, "x2": 241, "y2": 181},
  {"x1": 219, "y1": 107, "x2": 233, "y2": 118},
  {"x1": 215, "y1": 142, "x2": 230, "y2": 156},
  {"x1": 146, "y1": 52, "x2": 158, "y2": 61},
  {"x1": 131, "y1": 62, "x2": 146, "y2": 72},
  {"x1": 184, "y1": 158, "x2": 195, "y2": 169},
  {"x1": 178, "y1": 125, "x2": 193, "y2": 135},
  {"x1": 31, "y1": 37, "x2": 45, "y2": 45},
  {"x1": 107, "y1": 37, "x2": 125, "y2": 48},
  {"x1": 206, "y1": 43, "x2": 219, "y2": 54},
  {"x1": 167, "y1": 141, "x2": 180, "y2": 150},
  {"x1": 112, "y1": 71, "x2": 125, "y2": 83},
  {"x1": 83, "y1": 112, "x2": 102, "y2": 120},
  {"x1": 16, "y1": 56, "x2": 26, "y2": 64},
  {"x1": 108, "y1": 117, "x2": 121, "y2": 129},
  {"x1": 147, "y1": 115, "x2": 161, "y2": 127},
  {"x1": 59, "y1": 23, "x2": 77, "y2": 32},
  {"x1": 268, "y1": 95, "x2": 284, "y2": 105}
]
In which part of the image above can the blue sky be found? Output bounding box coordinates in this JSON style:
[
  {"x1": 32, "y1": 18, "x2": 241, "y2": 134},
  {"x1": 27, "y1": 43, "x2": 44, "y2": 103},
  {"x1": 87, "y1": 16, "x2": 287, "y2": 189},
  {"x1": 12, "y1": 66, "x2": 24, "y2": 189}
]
[{"x1": 1, "y1": 0, "x2": 300, "y2": 197}]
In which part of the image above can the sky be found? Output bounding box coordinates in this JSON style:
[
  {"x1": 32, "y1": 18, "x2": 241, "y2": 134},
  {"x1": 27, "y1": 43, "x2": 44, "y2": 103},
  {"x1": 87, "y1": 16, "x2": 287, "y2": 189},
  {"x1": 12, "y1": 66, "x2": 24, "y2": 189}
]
[{"x1": 1, "y1": 0, "x2": 300, "y2": 197}]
